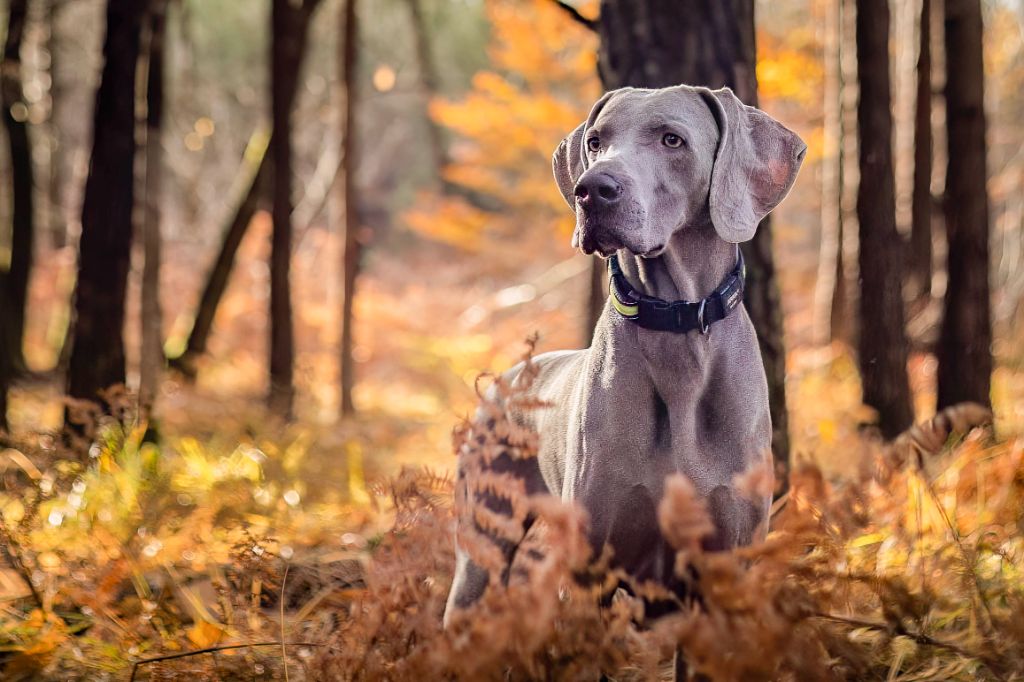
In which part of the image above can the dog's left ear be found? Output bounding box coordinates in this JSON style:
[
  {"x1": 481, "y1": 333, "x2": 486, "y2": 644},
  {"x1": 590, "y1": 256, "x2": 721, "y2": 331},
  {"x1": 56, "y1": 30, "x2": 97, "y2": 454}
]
[{"x1": 700, "y1": 87, "x2": 807, "y2": 243}]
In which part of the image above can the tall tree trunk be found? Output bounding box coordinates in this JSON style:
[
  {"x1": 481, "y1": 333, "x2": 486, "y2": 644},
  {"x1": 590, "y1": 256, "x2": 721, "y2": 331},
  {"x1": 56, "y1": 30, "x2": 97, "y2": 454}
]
[
  {"x1": 138, "y1": 0, "x2": 169, "y2": 420},
  {"x1": 0, "y1": 284, "x2": 11, "y2": 432},
  {"x1": 910, "y1": 0, "x2": 933, "y2": 300},
  {"x1": 854, "y1": 0, "x2": 914, "y2": 437},
  {"x1": 595, "y1": 0, "x2": 791, "y2": 484},
  {"x1": 405, "y1": 0, "x2": 446, "y2": 179},
  {"x1": 46, "y1": 0, "x2": 66, "y2": 249},
  {"x1": 269, "y1": 0, "x2": 321, "y2": 418},
  {"x1": 937, "y1": 0, "x2": 991, "y2": 408},
  {"x1": 814, "y1": 0, "x2": 844, "y2": 345},
  {"x1": 834, "y1": 0, "x2": 860, "y2": 347},
  {"x1": 66, "y1": 0, "x2": 145, "y2": 424},
  {"x1": 583, "y1": 258, "x2": 605, "y2": 345},
  {"x1": 1, "y1": 0, "x2": 33, "y2": 374},
  {"x1": 339, "y1": 0, "x2": 360, "y2": 418},
  {"x1": 170, "y1": 131, "x2": 270, "y2": 377}
]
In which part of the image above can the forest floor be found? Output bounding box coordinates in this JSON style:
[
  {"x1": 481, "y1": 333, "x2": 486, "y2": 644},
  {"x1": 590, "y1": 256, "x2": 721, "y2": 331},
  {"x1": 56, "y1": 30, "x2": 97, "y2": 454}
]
[{"x1": 1, "y1": 219, "x2": 1023, "y2": 679}]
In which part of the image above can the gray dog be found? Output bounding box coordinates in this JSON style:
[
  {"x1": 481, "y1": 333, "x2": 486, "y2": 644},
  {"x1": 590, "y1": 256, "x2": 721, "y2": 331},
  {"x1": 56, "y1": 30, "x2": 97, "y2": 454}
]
[{"x1": 446, "y1": 85, "x2": 805, "y2": 626}]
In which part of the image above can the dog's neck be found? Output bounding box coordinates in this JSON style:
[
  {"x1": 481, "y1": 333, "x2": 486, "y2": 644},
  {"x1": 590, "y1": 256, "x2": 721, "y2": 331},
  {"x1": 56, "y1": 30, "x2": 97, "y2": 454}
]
[{"x1": 613, "y1": 220, "x2": 738, "y2": 302}]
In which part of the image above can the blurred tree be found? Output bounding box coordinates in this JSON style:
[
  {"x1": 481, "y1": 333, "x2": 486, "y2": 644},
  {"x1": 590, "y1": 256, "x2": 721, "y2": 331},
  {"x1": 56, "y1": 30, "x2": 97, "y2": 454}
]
[
  {"x1": 44, "y1": 0, "x2": 67, "y2": 250},
  {"x1": 405, "y1": 0, "x2": 445, "y2": 181},
  {"x1": 814, "y1": 0, "x2": 845, "y2": 345},
  {"x1": 339, "y1": 0, "x2": 360, "y2": 417},
  {"x1": 270, "y1": 0, "x2": 324, "y2": 418},
  {"x1": 855, "y1": 0, "x2": 914, "y2": 437},
  {"x1": 909, "y1": 0, "x2": 933, "y2": 301},
  {"x1": 66, "y1": 0, "x2": 146, "y2": 426},
  {"x1": 591, "y1": 0, "x2": 792, "y2": 484},
  {"x1": 1, "y1": 0, "x2": 33, "y2": 375},
  {"x1": 0, "y1": 284, "x2": 10, "y2": 431},
  {"x1": 170, "y1": 131, "x2": 270, "y2": 379},
  {"x1": 937, "y1": 0, "x2": 992, "y2": 408},
  {"x1": 138, "y1": 0, "x2": 171, "y2": 421}
]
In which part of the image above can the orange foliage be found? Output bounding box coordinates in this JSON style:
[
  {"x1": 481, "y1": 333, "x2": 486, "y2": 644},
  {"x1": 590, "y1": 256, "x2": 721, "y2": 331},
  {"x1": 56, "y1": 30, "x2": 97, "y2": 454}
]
[{"x1": 404, "y1": 0, "x2": 599, "y2": 256}]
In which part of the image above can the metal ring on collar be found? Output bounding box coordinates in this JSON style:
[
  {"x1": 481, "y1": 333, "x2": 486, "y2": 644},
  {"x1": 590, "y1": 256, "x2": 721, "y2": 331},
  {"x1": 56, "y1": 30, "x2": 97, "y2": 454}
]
[{"x1": 696, "y1": 299, "x2": 709, "y2": 335}]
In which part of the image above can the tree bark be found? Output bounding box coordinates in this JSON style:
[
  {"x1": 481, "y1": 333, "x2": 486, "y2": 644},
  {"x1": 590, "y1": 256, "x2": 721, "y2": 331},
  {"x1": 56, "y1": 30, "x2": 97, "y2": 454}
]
[
  {"x1": 339, "y1": 0, "x2": 360, "y2": 418},
  {"x1": 814, "y1": 0, "x2": 845, "y2": 345},
  {"x1": 269, "y1": 0, "x2": 322, "y2": 418},
  {"x1": 854, "y1": 0, "x2": 915, "y2": 437},
  {"x1": 66, "y1": 0, "x2": 145, "y2": 423},
  {"x1": 909, "y1": 0, "x2": 933, "y2": 300},
  {"x1": 405, "y1": 0, "x2": 446, "y2": 179},
  {"x1": 937, "y1": 0, "x2": 992, "y2": 408},
  {"x1": 138, "y1": 0, "x2": 169, "y2": 420},
  {"x1": 1, "y1": 0, "x2": 33, "y2": 375},
  {"x1": 0, "y1": 284, "x2": 11, "y2": 431},
  {"x1": 595, "y1": 0, "x2": 791, "y2": 484},
  {"x1": 45, "y1": 0, "x2": 66, "y2": 249}
]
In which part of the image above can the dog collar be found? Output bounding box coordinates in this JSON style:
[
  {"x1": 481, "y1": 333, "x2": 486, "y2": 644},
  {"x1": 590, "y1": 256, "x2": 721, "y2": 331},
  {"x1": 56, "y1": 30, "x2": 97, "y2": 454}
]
[{"x1": 607, "y1": 249, "x2": 746, "y2": 334}]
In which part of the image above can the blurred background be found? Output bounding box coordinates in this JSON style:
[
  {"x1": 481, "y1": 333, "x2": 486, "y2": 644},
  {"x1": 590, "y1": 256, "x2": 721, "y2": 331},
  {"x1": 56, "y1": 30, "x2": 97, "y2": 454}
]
[{"x1": 0, "y1": 0, "x2": 1022, "y2": 675}]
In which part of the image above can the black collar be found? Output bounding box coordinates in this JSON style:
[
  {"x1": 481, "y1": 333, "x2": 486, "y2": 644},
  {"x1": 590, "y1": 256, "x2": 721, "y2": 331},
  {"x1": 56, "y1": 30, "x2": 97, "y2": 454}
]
[{"x1": 607, "y1": 249, "x2": 746, "y2": 334}]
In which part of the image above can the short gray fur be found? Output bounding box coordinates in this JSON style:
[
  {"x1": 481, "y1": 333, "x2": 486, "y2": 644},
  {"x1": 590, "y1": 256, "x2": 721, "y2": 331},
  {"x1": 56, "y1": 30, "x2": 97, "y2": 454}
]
[{"x1": 445, "y1": 85, "x2": 806, "y2": 626}]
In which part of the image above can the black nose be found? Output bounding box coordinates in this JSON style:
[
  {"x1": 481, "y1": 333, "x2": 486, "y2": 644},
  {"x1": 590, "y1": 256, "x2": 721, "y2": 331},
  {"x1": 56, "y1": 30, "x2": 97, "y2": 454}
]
[{"x1": 574, "y1": 173, "x2": 622, "y2": 208}]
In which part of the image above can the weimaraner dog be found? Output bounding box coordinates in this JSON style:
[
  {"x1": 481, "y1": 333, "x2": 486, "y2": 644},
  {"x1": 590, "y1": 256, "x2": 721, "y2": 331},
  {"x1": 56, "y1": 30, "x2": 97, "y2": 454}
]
[{"x1": 446, "y1": 85, "x2": 805, "y2": 628}]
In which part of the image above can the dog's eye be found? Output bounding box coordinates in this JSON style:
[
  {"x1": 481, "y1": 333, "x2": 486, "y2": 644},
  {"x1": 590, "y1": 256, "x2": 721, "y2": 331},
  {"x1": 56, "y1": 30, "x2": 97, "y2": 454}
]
[
  {"x1": 586, "y1": 137, "x2": 601, "y2": 153},
  {"x1": 662, "y1": 133, "x2": 685, "y2": 148}
]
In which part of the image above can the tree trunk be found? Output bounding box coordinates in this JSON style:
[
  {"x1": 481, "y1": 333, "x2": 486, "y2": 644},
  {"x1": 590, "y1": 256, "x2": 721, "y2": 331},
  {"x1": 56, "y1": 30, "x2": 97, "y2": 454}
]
[
  {"x1": 66, "y1": 0, "x2": 145, "y2": 423},
  {"x1": 595, "y1": 0, "x2": 791, "y2": 484},
  {"x1": 339, "y1": 0, "x2": 360, "y2": 418},
  {"x1": 0, "y1": 284, "x2": 11, "y2": 432},
  {"x1": 834, "y1": 0, "x2": 860, "y2": 347},
  {"x1": 138, "y1": 0, "x2": 169, "y2": 420},
  {"x1": 909, "y1": 0, "x2": 933, "y2": 300},
  {"x1": 405, "y1": 0, "x2": 446, "y2": 179},
  {"x1": 937, "y1": 0, "x2": 991, "y2": 408},
  {"x1": 1, "y1": 0, "x2": 33, "y2": 375},
  {"x1": 855, "y1": 0, "x2": 914, "y2": 437},
  {"x1": 46, "y1": 0, "x2": 67, "y2": 249},
  {"x1": 814, "y1": 0, "x2": 845, "y2": 345},
  {"x1": 269, "y1": 0, "x2": 321, "y2": 418},
  {"x1": 170, "y1": 131, "x2": 270, "y2": 377},
  {"x1": 583, "y1": 257, "x2": 605, "y2": 345}
]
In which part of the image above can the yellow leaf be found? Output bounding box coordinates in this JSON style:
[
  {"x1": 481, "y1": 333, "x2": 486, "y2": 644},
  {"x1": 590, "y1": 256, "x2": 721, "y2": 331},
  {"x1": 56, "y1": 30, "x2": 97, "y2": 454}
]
[{"x1": 186, "y1": 620, "x2": 227, "y2": 649}]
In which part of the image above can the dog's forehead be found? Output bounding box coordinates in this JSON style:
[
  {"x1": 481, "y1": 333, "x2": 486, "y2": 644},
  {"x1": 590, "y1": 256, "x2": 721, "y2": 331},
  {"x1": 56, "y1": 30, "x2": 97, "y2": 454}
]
[{"x1": 593, "y1": 87, "x2": 715, "y2": 132}]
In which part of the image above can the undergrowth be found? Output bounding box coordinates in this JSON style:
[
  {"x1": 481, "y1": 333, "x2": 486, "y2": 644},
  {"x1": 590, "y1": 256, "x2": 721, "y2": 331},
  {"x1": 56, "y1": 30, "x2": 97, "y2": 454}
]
[{"x1": 0, "y1": 369, "x2": 1020, "y2": 680}]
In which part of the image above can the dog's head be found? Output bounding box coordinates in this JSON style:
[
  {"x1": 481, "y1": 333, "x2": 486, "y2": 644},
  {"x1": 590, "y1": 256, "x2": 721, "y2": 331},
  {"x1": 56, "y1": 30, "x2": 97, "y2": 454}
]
[{"x1": 552, "y1": 85, "x2": 806, "y2": 257}]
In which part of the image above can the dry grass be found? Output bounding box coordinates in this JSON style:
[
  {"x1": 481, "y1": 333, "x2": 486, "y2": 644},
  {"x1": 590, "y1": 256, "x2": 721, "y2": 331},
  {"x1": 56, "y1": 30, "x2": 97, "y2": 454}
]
[{"x1": 0, "y1": 367, "x2": 1021, "y2": 680}]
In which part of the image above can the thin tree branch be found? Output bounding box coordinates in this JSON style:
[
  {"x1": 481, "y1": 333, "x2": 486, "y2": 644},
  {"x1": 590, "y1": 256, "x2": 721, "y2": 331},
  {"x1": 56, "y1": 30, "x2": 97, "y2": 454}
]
[
  {"x1": 129, "y1": 641, "x2": 329, "y2": 681},
  {"x1": 550, "y1": 0, "x2": 597, "y2": 31}
]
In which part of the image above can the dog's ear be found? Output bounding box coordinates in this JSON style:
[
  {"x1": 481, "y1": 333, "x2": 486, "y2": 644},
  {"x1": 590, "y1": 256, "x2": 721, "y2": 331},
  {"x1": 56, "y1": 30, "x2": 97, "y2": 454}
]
[
  {"x1": 700, "y1": 87, "x2": 806, "y2": 243},
  {"x1": 552, "y1": 89, "x2": 622, "y2": 211},
  {"x1": 552, "y1": 121, "x2": 587, "y2": 209}
]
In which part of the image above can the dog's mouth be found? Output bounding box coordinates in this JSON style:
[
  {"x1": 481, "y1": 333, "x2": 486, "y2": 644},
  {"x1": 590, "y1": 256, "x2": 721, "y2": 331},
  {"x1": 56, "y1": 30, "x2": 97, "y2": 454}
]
[{"x1": 574, "y1": 224, "x2": 623, "y2": 257}]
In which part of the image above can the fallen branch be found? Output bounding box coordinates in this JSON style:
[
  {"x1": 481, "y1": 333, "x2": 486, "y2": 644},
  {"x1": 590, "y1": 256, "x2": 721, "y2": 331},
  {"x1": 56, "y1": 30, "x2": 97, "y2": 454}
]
[{"x1": 129, "y1": 641, "x2": 327, "y2": 681}]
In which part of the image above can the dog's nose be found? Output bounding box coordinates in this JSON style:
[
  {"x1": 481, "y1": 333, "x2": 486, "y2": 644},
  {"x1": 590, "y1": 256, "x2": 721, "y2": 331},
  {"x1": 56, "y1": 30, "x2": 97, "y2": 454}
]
[{"x1": 574, "y1": 173, "x2": 622, "y2": 208}]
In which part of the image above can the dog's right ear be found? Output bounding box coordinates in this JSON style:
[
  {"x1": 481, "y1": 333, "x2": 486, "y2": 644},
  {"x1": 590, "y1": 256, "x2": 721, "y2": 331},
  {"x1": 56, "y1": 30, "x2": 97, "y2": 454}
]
[
  {"x1": 552, "y1": 122, "x2": 587, "y2": 210},
  {"x1": 552, "y1": 90, "x2": 622, "y2": 211}
]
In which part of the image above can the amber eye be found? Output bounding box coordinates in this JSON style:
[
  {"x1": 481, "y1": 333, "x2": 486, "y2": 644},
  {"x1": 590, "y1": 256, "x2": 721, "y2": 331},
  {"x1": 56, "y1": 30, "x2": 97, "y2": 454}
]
[
  {"x1": 586, "y1": 137, "x2": 601, "y2": 153},
  {"x1": 662, "y1": 133, "x2": 685, "y2": 148}
]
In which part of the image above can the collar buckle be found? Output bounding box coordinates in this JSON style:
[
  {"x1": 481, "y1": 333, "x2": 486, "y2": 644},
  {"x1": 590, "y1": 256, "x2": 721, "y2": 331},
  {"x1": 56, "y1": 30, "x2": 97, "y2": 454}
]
[{"x1": 696, "y1": 298, "x2": 709, "y2": 335}]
